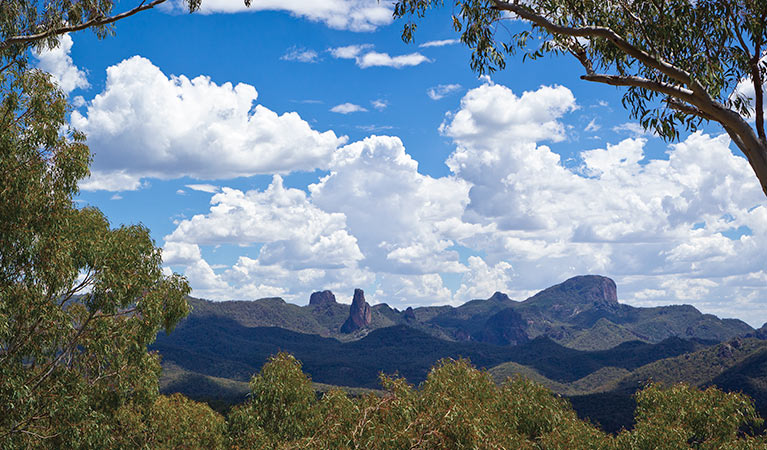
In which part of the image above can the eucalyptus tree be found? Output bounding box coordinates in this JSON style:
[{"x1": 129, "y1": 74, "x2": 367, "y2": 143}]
[
  {"x1": 394, "y1": 0, "x2": 767, "y2": 197},
  {"x1": 0, "y1": 0, "x2": 216, "y2": 446},
  {"x1": 0, "y1": 64, "x2": 192, "y2": 447}
]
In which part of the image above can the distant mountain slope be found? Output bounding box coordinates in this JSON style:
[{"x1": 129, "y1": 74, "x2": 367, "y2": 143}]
[
  {"x1": 153, "y1": 314, "x2": 705, "y2": 390},
  {"x1": 711, "y1": 346, "x2": 767, "y2": 418},
  {"x1": 612, "y1": 337, "x2": 767, "y2": 393},
  {"x1": 559, "y1": 337, "x2": 767, "y2": 433},
  {"x1": 182, "y1": 275, "x2": 752, "y2": 351}
]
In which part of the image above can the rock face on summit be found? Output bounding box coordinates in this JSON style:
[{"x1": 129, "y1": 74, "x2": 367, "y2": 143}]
[
  {"x1": 548, "y1": 275, "x2": 618, "y2": 307},
  {"x1": 340, "y1": 289, "x2": 372, "y2": 333},
  {"x1": 524, "y1": 275, "x2": 619, "y2": 320},
  {"x1": 309, "y1": 290, "x2": 337, "y2": 307}
]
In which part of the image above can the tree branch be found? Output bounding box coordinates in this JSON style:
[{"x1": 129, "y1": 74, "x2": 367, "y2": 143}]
[
  {"x1": 490, "y1": 0, "x2": 704, "y2": 93},
  {"x1": 580, "y1": 73, "x2": 696, "y2": 103},
  {"x1": 0, "y1": 0, "x2": 169, "y2": 52},
  {"x1": 664, "y1": 98, "x2": 715, "y2": 121}
]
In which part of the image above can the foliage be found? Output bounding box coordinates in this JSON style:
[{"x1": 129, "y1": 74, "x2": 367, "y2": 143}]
[
  {"x1": 393, "y1": 0, "x2": 767, "y2": 196},
  {"x1": 617, "y1": 383, "x2": 764, "y2": 449},
  {"x1": 228, "y1": 353, "x2": 320, "y2": 448},
  {"x1": 113, "y1": 394, "x2": 227, "y2": 449},
  {"x1": 0, "y1": 0, "x2": 202, "y2": 68},
  {"x1": 221, "y1": 353, "x2": 765, "y2": 449},
  {"x1": 0, "y1": 1, "x2": 197, "y2": 444},
  {"x1": 0, "y1": 63, "x2": 190, "y2": 448}
]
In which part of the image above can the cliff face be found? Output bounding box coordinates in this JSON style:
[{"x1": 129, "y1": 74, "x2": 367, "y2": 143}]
[
  {"x1": 340, "y1": 289, "x2": 372, "y2": 333},
  {"x1": 309, "y1": 290, "x2": 337, "y2": 307}
]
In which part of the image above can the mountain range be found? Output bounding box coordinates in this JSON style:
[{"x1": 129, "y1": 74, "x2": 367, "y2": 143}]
[{"x1": 152, "y1": 275, "x2": 766, "y2": 432}]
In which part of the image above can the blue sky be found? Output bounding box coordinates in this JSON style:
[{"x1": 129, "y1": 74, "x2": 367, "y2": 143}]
[{"x1": 36, "y1": 0, "x2": 767, "y2": 326}]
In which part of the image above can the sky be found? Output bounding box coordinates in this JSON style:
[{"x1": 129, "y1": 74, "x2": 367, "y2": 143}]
[{"x1": 36, "y1": 0, "x2": 767, "y2": 326}]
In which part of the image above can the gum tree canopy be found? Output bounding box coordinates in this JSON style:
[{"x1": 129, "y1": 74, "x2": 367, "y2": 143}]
[
  {"x1": 0, "y1": 0, "x2": 224, "y2": 446},
  {"x1": 394, "y1": 0, "x2": 767, "y2": 197}
]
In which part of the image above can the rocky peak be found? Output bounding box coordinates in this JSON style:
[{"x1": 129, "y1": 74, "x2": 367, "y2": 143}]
[
  {"x1": 309, "y1": 290, "x2": 337, "y2": 307},
  {"x1": 489, "y1": 292, "x2": 511, "y2": 302},
  {"x1": 403, "y1": 306, "x2": 416, "y2": 322},
  {"x1": 528, "y1": 275, "x2": 618, "y2": 309},
  {"x1": 340, "y1": 288, "x2": 372, "y2": 333}
]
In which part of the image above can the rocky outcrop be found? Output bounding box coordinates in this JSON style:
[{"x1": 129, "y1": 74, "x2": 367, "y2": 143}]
[
  {"x1": 489, "y1": 292, "x2": 512, "y2": 302},
  {"x1": 309, "y1": 290, "x2": 337, "y2": 307},
  {"x1": 524, "y1": 275, "x2": 620, "y2": 324},
  {"x1": 340, "y1": 289, "x2": 372, "y2": 333},
  {"x1": 403, "y1": 306, "x2": 416, "y2": 322}
]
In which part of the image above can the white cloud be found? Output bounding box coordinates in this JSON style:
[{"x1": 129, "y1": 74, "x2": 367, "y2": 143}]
[
  {"x1": 33, "y1": 34, "x2": 89, "y2": 94},
  {"x1": 186, "y1": 183, "x2": 220, "y2": 193},
  {"x1": 439, "y1": 82, "x2": 766, "y2": 324},
  {"x1": 163, "y1": 242, "x2": 203, "y2": 266},
  {"x1": 419, "y1": 39, "x2": 460, "y2": 48},
  {"x1": 453, "y1": 257, "x2": 515, "y2": 303},
  {"x1": 730, "y1": 56, "x2": 767, "y2": 120},
  {"x1": 612, "y1": 122, "x2": 650, "y2": 137},
  {"x1": 584, "y1": 118, "x2": 600, "y2": 132},
  {"x1": 165, "y1": 0, "x2": 392, "y2": 32},
  {"x1": 153, "y1": 79, "x2": 766, "y2": 325},
  {"x1": 310, "y1": 135, "x2": 471, "y2": 276},
  {"x1": 72, "y1": 56, "x2": 346, "y2": 191},
  {"x1": 166, "y1": 175, "x2": 363, "y2": 270},
  {"x1": 426, "y1": 83, "x2": 462, "y2": 100},
  {"x1": 165, "y1": 135, "x2": 471, "y2": 305},
  {"x1": 371, "y1": 99, "x2": 388, "y2": 110},
  {"x1": 442, "y1": 83, "x2": 577, "y2": 151},
  {"x1": 330, "y1": 45, "x2": 431, "y2": 68},
  {"x1": 373, "y1": 273, "x2": 453, "y2": 306},
  {"x1": 329, "y1": 44, "x2": 373, "y2": 59},
  {"x1": 281, "y1": 46, "x2": 319, "y2": 63},
  {"x1": 331, "y1": 103, "x2": 368, "y2": 114},
  {"x1": 357, "y1": 52, "x2": 430, "y2": 69}
]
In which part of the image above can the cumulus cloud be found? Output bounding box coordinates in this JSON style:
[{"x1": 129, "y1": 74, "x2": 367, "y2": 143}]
[
  {"x1": 155, "y1": 79, "x2": 766, "y2": 325},
  {"x1": 310, "y1": 135, "x2": 471, "y2": 276},
  {"x1": 164, "y1": 135, "x2": 472, "y2": 305},
  {"x1": 33, "y1": 34, "x2": 89, "y2": 94},
  {"x1": 166, "y1": 175, "x2": 363, "y2": 269},
  {"x1": 441, "y1": 82, "x2": 766, "y2": 323},
  {"x1": 331, "y1": 103, "x2": 368, "y2": 114},
  {"x1": 426, "y1": 83, "x2": 462, "y2": 100},
  {"x1": 330, "y1": 44, "x2": 431, "y2": 68},
  {"x1": 163, "y1": 176, "x2": 374, "y2": 302},
  {"x1": 165, "y1": 0, "x2": 392, "y2": 32},
  {"x1": 72, "y1": 56, "x2": 346, "y2": 191},
  {"x1": 453, "y1": 257, "x2": 515, "y2": 303}
]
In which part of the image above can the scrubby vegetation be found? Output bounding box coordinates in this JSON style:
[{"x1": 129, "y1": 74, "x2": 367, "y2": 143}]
[{"x1": 71, "y1": 352, "x2": 766, "y2": 449}]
